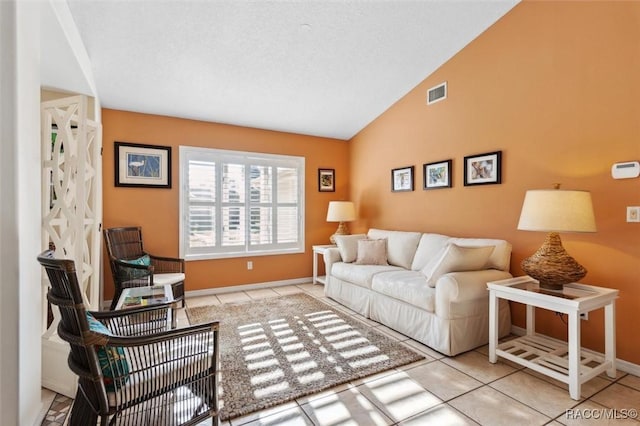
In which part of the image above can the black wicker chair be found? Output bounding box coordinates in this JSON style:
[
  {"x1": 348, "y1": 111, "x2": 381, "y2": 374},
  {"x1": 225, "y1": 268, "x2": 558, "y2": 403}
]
[
  {"x1": 104, "y1": 226, "x2": 186, "y2": 310},
  {"x1": 38, "y1": 250, "x2": 219, "y2": 425}
]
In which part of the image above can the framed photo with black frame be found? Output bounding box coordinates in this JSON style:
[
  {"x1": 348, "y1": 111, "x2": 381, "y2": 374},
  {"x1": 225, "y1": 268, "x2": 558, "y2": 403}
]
[
  {"x1": 115, "y1": 141, "x2": 172, "y2": 188},
  {"x1": 318, "y1": 168, "x2": 335, "y2": 192},
  {"x1": 463, "y1": 151, "x2": 502, "y2": 186},
  {"x1": 391, "y1": 166, "x2": 414, "y2": 192},
  {"x1": 423, "y1": 159, "x2": 452, "y2": 190}
]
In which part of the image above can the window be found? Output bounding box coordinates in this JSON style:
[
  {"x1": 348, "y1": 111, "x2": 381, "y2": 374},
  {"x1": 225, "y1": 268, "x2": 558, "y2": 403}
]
[{"x1": 179, "y1": 146, "x2": 305, "y2": 260}]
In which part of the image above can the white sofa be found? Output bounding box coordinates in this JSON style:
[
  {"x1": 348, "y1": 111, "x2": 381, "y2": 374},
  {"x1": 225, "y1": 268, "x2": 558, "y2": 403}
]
[{"x1": 323, "y1": 229, "x2": 513, "y2": 356}]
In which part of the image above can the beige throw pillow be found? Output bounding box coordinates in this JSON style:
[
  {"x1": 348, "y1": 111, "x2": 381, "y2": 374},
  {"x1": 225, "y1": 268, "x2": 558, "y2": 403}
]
[
  {"x1": 355, "y1": 239, "x2": 388, "y2": 265},
  {"x1": 422, "y1": 243, "x2": 495, "y2": 287},
  {"x1": 334, "y1": 234, "x2": 367, "y2": 263}
]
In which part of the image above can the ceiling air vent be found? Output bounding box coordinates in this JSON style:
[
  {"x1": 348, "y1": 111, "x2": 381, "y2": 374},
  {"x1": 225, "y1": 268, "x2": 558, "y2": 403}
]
[{"x1": 427, "y1": 82, "x2": 447, "y2": 105}]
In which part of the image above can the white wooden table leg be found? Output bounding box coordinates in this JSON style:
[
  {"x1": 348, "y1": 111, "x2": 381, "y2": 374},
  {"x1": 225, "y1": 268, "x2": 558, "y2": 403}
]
[
  {"x1": 312, "y1": 249, "x2": 319, "y2": 285},
  {"x1": 605, "y1": 301, "x2": 617, "y2": 378},
  {"x1": 526, "y1": 304, "x2": 535, "y2": 336},
  {"x1": 568, "y1": 311, "x2": 581, "y2": 400},
  {"x1": 489, "y1": 290, "x2": 498, "y2": 363}
]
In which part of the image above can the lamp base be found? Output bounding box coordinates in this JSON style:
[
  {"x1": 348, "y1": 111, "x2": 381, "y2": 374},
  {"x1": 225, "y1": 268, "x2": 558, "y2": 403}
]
[
  {"x1": 329, "y1": 222, "x2": 350, "y2": 244},
  {"x1": 521, "y1": 232, "x2": 587, "y2": 290}
]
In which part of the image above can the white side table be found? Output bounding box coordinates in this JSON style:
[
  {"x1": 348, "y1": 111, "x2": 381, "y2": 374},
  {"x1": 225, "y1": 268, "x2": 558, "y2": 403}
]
[
  {"x1": 312, "y1": 245, "x2": 336, "y2": 285},
  {"x1": 488, "y1": 276, "x2": 618, "y2": 400},
  {"x1": 115, "y1": 284, "x2": 176, "y2": 329}
]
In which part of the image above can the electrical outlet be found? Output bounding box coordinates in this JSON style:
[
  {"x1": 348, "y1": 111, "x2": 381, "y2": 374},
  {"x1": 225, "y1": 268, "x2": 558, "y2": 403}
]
[
  {"x1": 580, "y1": 312, "x2": 588, "y2": 321},
  {"x1": 247, "y1": 261, "x2": 253, "y2": 270},
  {"x1": 627, "y1": 206, "x2": 640, "y2": 222}
]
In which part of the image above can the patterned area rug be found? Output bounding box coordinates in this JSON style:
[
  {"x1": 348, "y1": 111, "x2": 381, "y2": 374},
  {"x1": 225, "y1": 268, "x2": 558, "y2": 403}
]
[{"x1": 187, "y1": 293, "x2": 424, "y2": 421}]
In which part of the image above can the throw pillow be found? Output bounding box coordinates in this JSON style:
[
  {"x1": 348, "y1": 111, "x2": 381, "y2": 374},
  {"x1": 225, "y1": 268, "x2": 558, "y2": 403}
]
[
  {"x1": 86, "y1": 312, "x2": 130, "y2": 391},
  {"x1": 124, "y1": 254, "x2": 151, "y2": 266},
  {"x1": 422, "y1": 243, "x2": 495, "y2": 287},
  {"x1": 355, "y1": 239, "x2": 388, "y2": 265},
  {"x1": 334, "y1": 234, "x2": 367, "y2": 263}
]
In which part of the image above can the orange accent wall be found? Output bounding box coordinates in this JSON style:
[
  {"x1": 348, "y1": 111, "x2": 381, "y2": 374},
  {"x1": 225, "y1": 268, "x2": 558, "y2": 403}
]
[
  {"x1": 349, "y1": 1, "x2": 640, "y2": 364},
  {"x1": 102, "y1": 109, "x2": 349, "y2": 298}
]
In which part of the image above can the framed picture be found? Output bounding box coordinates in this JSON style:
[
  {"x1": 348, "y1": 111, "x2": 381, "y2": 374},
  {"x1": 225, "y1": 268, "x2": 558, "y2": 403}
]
[
  {"x1": 391, "y1": 166, "x2": 414, "y2": 192},
  {"x1": 318, "y1": 168, "x2": 335, "y2": 192},
  {"x1": 463, "y1": 151, "x2": 502, "y2": 186},
  {"x1": 115, "y1": 142, "x2": 171, "y2": 188},
  {"x1": 423, "y1": 159, "x2": 452, "y2": 190}
]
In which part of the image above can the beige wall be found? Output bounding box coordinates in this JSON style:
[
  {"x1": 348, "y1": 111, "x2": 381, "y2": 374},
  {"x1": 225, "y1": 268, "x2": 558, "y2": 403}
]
[
  {"x1": 349, "y1": 1, "x2": 640, "y2": 364},
  {"x1": 102, "y1": 109, "x2": 349, "y2": 297}
]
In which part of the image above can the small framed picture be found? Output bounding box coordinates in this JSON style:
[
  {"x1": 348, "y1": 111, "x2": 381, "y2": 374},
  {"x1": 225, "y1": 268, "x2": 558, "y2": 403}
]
[
  {"x1": 423, "y1": 159, "x2": 452, "y2": 190},
  {"x1": 391, "y1": 166, "x2": 414, "y2": 192},
  {"x1": 318, "y1": 168, "x2": 335, "y2": 192},
  {"x1": 463, "y1": 151, "x2": 502, "y2": 186},
  {"x1": 115, "y1": 141, "x2": 172, "y2": 188}
]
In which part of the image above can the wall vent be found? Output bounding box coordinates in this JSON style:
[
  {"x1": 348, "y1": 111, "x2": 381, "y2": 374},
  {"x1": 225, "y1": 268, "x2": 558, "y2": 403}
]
[{"x1": 427, "y1": 82, "x2": 447, "y2": 105}]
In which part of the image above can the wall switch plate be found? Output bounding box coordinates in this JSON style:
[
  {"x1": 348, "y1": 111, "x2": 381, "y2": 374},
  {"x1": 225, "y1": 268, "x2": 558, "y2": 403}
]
[
  {"x1": 627, "y1": 206, "x2": 640, "y2": 222},
  {"x1": 247, "y1": 261, "x2": 253, "y2": 270}
]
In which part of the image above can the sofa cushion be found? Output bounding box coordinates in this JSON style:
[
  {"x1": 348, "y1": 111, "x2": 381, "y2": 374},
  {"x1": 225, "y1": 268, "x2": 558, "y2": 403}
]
[
  {"x1": 423, "y1": 243, "x2": 495, "y2": 287},
  {"x1": 367, "y1": 229, "x2": 421, "y2": 269},
  {"x1": 355, "y1": 239, "x2": 388, "y2": 265},
  {"x1": 448, "y1": 237, "x2": 512, "y2": 271},
  {"x1": 371, "y1": 270, "x2": 435, "y2": 313},
  {"x1": 410, "y1": 233, "x2": 451, "y2": 271},
  {"x1": 334, "y1": 234, "x2": 367, "y2": 263},
  {"x1": 331, "y1": 262, "x2": 402, "y2": 289}
]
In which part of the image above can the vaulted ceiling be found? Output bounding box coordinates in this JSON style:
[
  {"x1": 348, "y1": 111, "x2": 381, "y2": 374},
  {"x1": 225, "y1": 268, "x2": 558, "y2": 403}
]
[{"x1": 59, "y1": 1, "x2": 519, "y2": 140}]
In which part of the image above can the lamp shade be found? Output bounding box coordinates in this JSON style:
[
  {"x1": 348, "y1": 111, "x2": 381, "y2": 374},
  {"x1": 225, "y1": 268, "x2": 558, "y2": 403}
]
[
  {"x1": 326, "y1": 201, "x2": 356, "y2": 222},
  {"x1": 517, "y1": 190, "x2": 596, "y2": 233}
]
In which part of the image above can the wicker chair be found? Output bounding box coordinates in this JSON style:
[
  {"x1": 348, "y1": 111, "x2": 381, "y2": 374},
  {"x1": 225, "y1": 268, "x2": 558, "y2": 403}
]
[
  {"x1": 104, "y1": 226, "x2": 185, "y2": 310},
  {"x1": 38, "y1": 250, "x2": 219, "y2": 425}
]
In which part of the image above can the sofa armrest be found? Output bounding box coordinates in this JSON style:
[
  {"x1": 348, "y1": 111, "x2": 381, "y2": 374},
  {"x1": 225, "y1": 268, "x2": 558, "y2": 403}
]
[
  {"x1": 323, "y1": 248, "x2": 342, "y2": 279},
  {"x1": 435, "y1": 269, "x2": 513, "y2": 319}
]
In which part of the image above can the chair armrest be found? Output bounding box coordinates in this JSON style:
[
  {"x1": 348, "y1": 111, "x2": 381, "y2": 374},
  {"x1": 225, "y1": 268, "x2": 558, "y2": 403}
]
[
  {"x1": 149, "y1": 254, "x2": 185, "y2": 273},
  {"x1": 435, "y1": 269, "x2": 513, "y2": 319},
  {"x1": 90, "y1": 304, "x2": 172, "y2": 336},
  {"x1": 323, "y1": 248, "x2": 342, "y2": 279}
]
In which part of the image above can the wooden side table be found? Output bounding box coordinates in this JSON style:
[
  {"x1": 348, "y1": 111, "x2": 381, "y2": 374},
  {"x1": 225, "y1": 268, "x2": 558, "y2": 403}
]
[
  {"x1": 488, "y1": 276, "x2": 618, "y2": 400},
  {"x1": 312, "y1": 245, "x2": 336, "y2": 285}
]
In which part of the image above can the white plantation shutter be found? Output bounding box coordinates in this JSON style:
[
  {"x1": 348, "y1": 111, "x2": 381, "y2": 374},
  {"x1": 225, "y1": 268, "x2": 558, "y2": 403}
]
[{"x1": 180, "y1": 146, "x2": 305, "y2": 259}]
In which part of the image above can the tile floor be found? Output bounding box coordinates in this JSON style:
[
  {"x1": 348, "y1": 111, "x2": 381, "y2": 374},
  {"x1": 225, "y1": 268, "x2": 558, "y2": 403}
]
[{"x1": 43, "y1": 282, "x2": 640, "y2": 425}]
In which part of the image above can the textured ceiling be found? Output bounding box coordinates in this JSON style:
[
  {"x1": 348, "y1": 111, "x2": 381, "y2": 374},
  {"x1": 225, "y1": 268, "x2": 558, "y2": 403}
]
[{"x1": 65, "y1": 1, "x2": 518, "y2": 140}]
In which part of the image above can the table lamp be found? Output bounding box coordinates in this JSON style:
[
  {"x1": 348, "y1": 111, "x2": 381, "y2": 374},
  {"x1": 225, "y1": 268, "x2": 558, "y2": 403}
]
[
  {"x1": 326, "y1": 201, "x2": 356, "y2": 244},
  {"x1": 517, "y1": 186, "x2": 596, "y2": 290}
]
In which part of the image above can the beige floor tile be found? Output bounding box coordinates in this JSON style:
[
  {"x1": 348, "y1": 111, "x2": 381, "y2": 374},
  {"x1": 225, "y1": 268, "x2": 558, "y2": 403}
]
[
  {"x1": 441, "y1": 350, "x2": 516, "y2": 383},
  {"x1": 300, "y1": 386, "x2": 393, "y2": 425},
  {"x1": 523, "y1": 368, "x2": 611, "y2": 399},
  {"x1": 273, "y1": 285, "x2": 304, "y2": 296},
  {"x1": 403, "y1": 339, "x2": 446, "y2": 360},
  {"x1": 295, "y1": 382, "x2": 354, "y2": 405},
  {"x1": 556, "y1": 399, "x2": 640, "y2": 425},
  {"x1": 404, "y1": 360, "x2": 483, "y2": 402},
  {"x1": 217, "y1": 291, "x2": 252, "y2": 304},
  {"x1": 355, "y1": 370, "x2": 442, "y2": 422},
  {"x1": 398, "y1": 403, "x2": 479, "y2": 426},
  {"x1": 229, "y1": 402, "x2": 299, "y2": 426},
  {"x1": 590, "y1": 383, "x2": 640, "y2": 412},
  {"x1": 297, "y1": 283, "x2": 326, "y2": 298},
  {"x1": 373, "y1": 324, "x2": 409, "y2": 341},
  {"x1": 619, "y1": 374, "x2": 640, "y2": 392},
  {"x1": 237, "y1": 405, "x2": 314, "y2": 426},
  {"x1": 246, "y1": 288, "x2": 280, "y2": 300},
  {"x1": 449, "y1": 386, "x2": 551, "y2": 426},
  {"x1": 490, "y1": 370, "x2": 582, "y2": 418},
  {"x1": 186, "y1": 294, "x2": 221, "y2": 307}
]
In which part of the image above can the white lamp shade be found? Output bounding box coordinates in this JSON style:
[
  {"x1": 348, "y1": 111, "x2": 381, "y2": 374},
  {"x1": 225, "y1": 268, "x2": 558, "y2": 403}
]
[
  {"x1": 517, "y1": 189, "x2": 596, "y2": 233},
  {"x1": 326, "y1": 201, "x2": 356, "y2": 222}
]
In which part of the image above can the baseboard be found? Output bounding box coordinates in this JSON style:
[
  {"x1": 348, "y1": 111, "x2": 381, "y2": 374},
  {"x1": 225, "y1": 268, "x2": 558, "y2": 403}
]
[
  {"x1": 511, "y1": 325, "x2": 640, "y2": 376},
  {"x1": 103, "y1": 277, "x2": 315, "y2": 309}
]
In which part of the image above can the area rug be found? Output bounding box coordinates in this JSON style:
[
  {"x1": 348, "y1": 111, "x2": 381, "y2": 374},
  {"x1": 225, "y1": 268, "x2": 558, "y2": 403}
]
[{"x1": 187, "y1": 293, "x2": 424, "y2": 421}]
